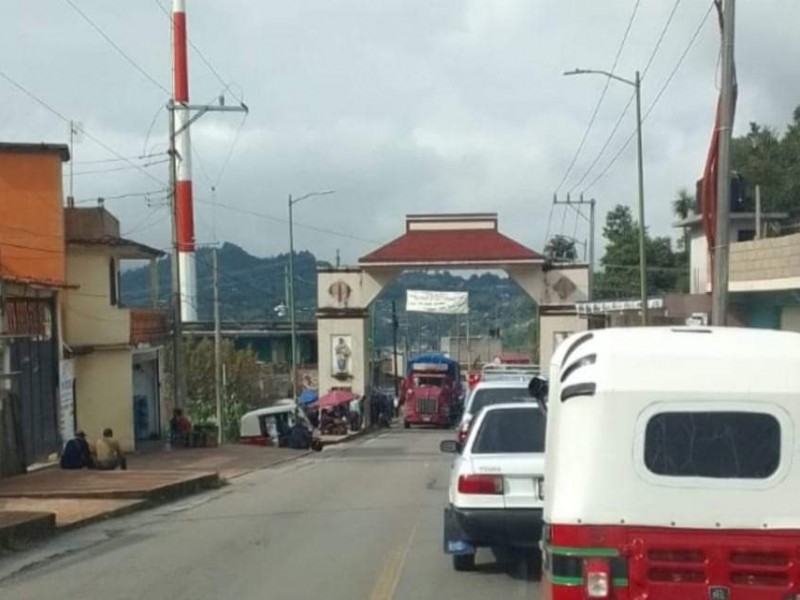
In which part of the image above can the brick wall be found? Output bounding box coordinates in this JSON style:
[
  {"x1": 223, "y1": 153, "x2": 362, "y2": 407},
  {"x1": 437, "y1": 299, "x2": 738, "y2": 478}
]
[{"x1": 729, "y1": 233, "x2": 800, "y2": 282}]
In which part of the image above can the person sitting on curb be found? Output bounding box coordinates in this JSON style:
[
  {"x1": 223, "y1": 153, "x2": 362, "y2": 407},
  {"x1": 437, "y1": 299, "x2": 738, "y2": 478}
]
[
  {"x1": 169, "y1": 408, "x2": 192, "y2": 447},
  {"x1": 60, "y1": 430, "x2": 94, "y2": 470},
  {"x1": 94, "y1": 428, "x2": 127, "y2": 470}
]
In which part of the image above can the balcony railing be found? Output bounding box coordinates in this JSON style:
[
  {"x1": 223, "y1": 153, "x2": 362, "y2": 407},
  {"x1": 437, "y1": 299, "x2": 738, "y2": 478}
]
[{"x1": 130, "y1": 308, "x2": 169, "y2": 345}]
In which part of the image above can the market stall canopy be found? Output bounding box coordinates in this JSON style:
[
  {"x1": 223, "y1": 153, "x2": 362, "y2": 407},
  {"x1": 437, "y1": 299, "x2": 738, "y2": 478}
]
[
  {"x1": 310, "y1": 390, "x2": 356, "y2": 409},
  {"x1": 299, "y1": 389, "x2": 319, "y2": 405}
]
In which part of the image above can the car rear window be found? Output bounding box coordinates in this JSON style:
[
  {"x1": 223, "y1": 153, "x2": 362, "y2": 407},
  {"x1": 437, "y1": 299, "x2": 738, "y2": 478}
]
[
  {"x1": 469, "y1": 387, "x2": 529, "y2": 414},
  {"x1": 644, "y1": 411, "x2": 780, "y2": 479},
  {"x1": 472, "y1": 408, "x2": 546, "y2": 454}
]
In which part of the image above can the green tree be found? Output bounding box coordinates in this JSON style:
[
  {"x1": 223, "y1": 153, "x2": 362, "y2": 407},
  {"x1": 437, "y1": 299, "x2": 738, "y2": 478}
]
[
  {"x1": 672, "y1": 189, "x2": 694, "y2": 292},
  {"x1": 594, "y1": 205, "x2": 683, "y2": 299},
  {"x1": 544, "y1": 235, "x2": 578, "y2": 262},
  {"x1": 183, "y1": 338, "x2": 262, "y2": 441},
  {"x1": 729, "y1": 106, "x2": 800, "y2": 212}
]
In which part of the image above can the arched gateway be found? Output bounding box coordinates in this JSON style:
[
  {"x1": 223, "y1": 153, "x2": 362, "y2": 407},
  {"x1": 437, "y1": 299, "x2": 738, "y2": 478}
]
[{"x1": 316, "y1": 213, "x2": 589, "y2": 397}]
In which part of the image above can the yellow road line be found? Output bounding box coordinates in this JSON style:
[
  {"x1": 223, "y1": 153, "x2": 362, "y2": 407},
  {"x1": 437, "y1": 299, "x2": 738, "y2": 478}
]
[{"x1": 369, "y1": 518, "x2": 420, "y2": 600}]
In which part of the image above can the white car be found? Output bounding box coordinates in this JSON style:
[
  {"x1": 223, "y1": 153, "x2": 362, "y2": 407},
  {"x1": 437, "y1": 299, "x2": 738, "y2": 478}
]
[
  {"x1": 456, "y1": 379, "x2": 535, "y2": 445},
  {"x1": 441, "y1": 402, "x2": 546, "y2": 571}
]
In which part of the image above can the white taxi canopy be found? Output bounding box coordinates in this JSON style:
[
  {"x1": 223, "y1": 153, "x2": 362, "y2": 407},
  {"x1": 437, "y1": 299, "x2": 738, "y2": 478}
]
[
  {"x1": 544, "y1": 326, "x2": 800, "y2": 530},
  {"x1": 240, "y1": 400, "x2": 298, "y2": 438}
]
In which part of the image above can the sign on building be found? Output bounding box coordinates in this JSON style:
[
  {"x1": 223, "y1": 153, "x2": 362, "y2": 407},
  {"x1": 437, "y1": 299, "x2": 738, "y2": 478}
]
[
  {"x1": 59, "y1": 359, "x2": 75, "y2": 443},
  {"x1": 406, "y1": 291, "x2": 469, "y2": 315}
]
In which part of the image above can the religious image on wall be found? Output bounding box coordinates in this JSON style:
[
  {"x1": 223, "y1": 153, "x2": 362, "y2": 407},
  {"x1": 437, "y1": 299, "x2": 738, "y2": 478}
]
[
  {"x1": 331, "y1": 335, "x2": 353, "y2": 377},
  {"x1": 553, "y1": 331, "x2": 572, "y2": 351}
]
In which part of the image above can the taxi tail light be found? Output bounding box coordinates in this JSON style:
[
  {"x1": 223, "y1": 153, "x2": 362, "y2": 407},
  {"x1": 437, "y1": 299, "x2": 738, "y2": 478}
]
[
  {"x1": 584, "y1": 557, "x2": 611, "y2": 598},
  {"x1": 458, "y1": 474, "x2": 503, "y2": 495}
]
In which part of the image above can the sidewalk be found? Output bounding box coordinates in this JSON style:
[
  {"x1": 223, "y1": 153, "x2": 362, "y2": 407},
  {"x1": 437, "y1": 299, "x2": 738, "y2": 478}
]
[{"x1": 0, "y1": 444, "x2": 309, "y2": 545}]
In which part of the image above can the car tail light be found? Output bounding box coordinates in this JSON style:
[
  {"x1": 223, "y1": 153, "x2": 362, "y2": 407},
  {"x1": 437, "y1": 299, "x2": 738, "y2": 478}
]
[
  {"x1": 584, "y1": 558, "x2": 610, "y2": 598},
  {"x1": 458, "y1": 474, "x2": 503, "y2": 495}
]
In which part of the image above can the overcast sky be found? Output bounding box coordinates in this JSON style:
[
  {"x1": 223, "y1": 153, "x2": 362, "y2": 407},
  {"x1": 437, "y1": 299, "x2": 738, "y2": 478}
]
[{"x1": 2, "y1": 1, "x2": 799, "y2": 265}]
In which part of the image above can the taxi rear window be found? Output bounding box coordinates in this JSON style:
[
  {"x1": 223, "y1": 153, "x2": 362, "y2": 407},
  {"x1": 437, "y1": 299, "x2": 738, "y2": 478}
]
[
  {"x1": 644, "y1": 411, "x2": 780, "y2": 479},
  {"x1": 472, "y1": 408, "x2": 545, "y2": 454}
]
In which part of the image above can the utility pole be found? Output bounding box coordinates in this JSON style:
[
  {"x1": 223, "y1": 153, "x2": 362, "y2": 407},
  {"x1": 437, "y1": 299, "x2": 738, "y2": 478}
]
[
  {"x1": 213, "y1": 247, "x2": 222, "y2": 446},
  {"x1": 170, "y1": 0, "x2": 247, "y2": 323},
  {"x1": 167, "y1": 0, "x2": 247, "y2": 408},
  {"x1": 755, "y1": 185, "x2": 762, "y2": 240},
  {"x1": 288, "y1": 190, "x2": 335, "y2": 400},
  {"x1": 712, "y1": 0, "x2": 735, "y2": 326},
  {"x1": 634, "y1": 70, "x2": 649, "y2": 326},
  {"x1": 67, "y1": 121, "x2": 75, "y2": 208},
  {"x1": 564, "y1": 68, "x2": 648, "y2": 323},
  {"x1": 391, "y1": 301, "x2": 399, "y2": 397},
  {"x1": 553, "y1": 194, "x2": 595, "y2": 300},
  {"x1": 168, "y1": 102, "x2": 186, "y2": 410}
]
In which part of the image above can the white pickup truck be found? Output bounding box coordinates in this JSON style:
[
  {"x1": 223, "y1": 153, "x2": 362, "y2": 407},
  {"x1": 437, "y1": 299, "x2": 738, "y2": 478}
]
[{"x1": 441, "y1": 402, "x2": 546, "y2": 571}]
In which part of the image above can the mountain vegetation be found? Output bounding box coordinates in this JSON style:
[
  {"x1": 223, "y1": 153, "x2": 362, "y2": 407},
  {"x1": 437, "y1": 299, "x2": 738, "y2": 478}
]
[{"x1": 121, "y1": 244, "x2": 538, "y2": 353}]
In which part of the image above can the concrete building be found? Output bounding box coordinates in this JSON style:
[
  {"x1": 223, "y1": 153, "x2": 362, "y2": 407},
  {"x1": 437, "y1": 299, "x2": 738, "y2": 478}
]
[
  {"x1": 675, "y1": 212, "x2": 786, "y2": 294},
  {"x1": 0, "y1": 143, "x2": 70, "y2": 474},
  {"x1": 729, "y1": 231, "x2": 800, "y2": 330},
  {"x1": 62, "y1": 206, "x2": 166, "y2": 451}
]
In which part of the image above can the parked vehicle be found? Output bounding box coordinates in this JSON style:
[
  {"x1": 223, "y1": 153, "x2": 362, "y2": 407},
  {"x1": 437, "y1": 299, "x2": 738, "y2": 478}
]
[
  {"x1": 538, "y1": 326, "x2": 800, "y2": 600},
  {"x1": 440, "y1": 402, "x2": 546, "y2": 571},
  {"x1": 455, "y1": 364, "x2": 539, "y2": 445},
  {"x1": 240, "y1": 401, "x2": 322, "y2": 451},
  {"x1": 401, "y1": 353, "x2": 460, "y2": 428}
]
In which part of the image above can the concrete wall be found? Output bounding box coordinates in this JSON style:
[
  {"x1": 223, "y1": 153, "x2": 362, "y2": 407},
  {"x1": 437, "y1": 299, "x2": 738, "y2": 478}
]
[
  {"x1": 63, "y1": 250, "x2": 130, "y2": 347},
  {"x1": 0, "y1": 150, "x2": 67, "y2": 286},
  {"x1": 689, "y1": 229, "x2": 709, "y2": 294},
  {"x1": 539, "y1": 312, "x2": 586, "y2": 377},
  {"x1": 689, "y1": 222, "x2": 760, "y2": 294},
  {"x1": 729, "y1": 233, "x2": 800, "y2": 291},
  {"x1": 317, "y1": 317, "x2": 368, "y2": 397},
  {"x1": 74, "y1": 350, "x2": 134, "y2": 451}
]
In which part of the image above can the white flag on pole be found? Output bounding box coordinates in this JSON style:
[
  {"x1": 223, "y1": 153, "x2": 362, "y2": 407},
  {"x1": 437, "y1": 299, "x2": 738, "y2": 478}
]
[{"x1": 406, "y1": 290, "x2": 468, "y2": 315}]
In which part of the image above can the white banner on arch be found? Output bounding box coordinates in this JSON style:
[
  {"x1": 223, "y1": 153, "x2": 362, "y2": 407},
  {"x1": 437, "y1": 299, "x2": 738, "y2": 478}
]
[{"x1": 406, "y1": 290, "x2": 469, "y2": 315}]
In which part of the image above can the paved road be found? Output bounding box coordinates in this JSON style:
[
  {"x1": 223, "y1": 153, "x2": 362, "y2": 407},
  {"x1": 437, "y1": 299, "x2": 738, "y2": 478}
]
[{"x1": 0, "y1": 429, "x2": 539, "y2": 600}]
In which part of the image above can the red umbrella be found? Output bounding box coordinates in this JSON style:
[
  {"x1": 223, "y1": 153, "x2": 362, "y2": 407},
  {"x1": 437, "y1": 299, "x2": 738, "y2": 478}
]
[{"x1": 310, "y1": 390, "x2": 356, "y2": 409}]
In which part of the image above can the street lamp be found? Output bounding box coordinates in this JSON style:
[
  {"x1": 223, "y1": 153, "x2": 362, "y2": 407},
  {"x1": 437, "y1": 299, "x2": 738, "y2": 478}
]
[
  {"x1": 288, "y1": 190, "x2": 335, "y2": 400},
  {"x1": 564, "y1": 68, "x2": 648, "y2": 325}
]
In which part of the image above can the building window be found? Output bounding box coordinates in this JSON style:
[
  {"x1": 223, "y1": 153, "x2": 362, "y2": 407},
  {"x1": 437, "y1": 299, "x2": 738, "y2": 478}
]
[
  {"x1": 109, "y1": 258, "x2": 118, "y2": 306},
  {"x1": 644, "y1": 411, "x2": 780, "y2": 479},
  {"x1": 737, "y1": 229, "x2": 756, "y2": 242}
]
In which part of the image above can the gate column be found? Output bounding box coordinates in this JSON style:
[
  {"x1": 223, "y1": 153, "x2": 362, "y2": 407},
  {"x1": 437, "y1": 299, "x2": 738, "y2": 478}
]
[{"x1": 316, "y1": 267, "x2": 399, "y2": 401}]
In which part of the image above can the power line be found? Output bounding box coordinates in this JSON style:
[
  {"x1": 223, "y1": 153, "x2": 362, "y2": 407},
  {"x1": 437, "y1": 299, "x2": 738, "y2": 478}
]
[
  {"x1": 213, "y1": 112, "x2": 248, "y2": 189},
  {"x1": 568, "y1": 0, "x2": 685, "y2": 194},
  {"x1": 63, "y1": 0, "x2": 170, "y2": 95},
  {"x1": 554, "y1": 0, "x2": 643, "y2": 194},
  {"x1": 641, "y1": 0, "x2": 685, "y2": 77},
  {"x1": 193, "y1": 197, "x2": 381, "y2": 245},
  {"x1": 75, "y1": 188, "x2": 168, "y2": 204},
  {"x1": 582, "y1": 2, "x2": 715, "y2": 194},
  {"x1": 69, "y1": 158, "x2": 169, "y2": 177},
  {"x1": 0, "y1": 67, "x2": 167, "y2": 187},
  {"x1": 122, "y1": 206, "x2": 170, "y2": 237},
  {"x1": 73, "y1": 152, "x2": 167, "y2": 165}
]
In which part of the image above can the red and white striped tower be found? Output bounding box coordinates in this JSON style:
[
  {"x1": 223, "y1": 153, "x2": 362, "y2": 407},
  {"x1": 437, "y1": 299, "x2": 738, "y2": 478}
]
[{"x1": 172, "y1": 0, "x2": 197, "y2": 322}]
